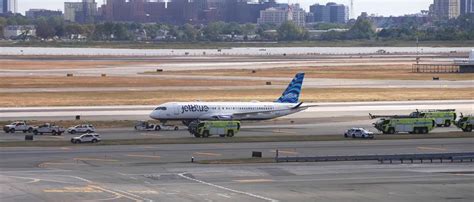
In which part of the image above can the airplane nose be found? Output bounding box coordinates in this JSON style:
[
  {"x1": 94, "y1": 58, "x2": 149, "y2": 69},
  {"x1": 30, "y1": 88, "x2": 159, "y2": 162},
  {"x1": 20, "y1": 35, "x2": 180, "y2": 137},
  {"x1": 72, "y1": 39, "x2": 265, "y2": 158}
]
[{"x1": 150, "y1": 111, "x2": 159, "y2": 120}]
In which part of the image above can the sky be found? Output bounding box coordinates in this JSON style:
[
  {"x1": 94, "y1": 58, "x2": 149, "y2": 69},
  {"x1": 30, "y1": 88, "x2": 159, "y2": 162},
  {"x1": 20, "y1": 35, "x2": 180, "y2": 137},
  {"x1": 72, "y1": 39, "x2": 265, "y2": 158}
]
[{"x1": 18, "y1": 0, "x2": 433, "y2": 17}]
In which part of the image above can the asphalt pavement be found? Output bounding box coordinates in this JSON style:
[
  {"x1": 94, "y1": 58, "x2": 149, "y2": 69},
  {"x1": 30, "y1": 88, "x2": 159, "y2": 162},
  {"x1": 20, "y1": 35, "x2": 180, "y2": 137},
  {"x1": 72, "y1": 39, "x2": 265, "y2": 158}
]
[{"x1": 1, "y1": 138, "x2": 473, "y2": 202}]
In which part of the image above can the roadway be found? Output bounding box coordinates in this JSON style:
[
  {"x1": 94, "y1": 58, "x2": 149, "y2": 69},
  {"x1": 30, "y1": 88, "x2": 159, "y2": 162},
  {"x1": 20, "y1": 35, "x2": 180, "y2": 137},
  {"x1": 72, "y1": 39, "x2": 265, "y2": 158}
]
[{"x1": 1, "y1": 138, "x2": 473, "y2": 201}]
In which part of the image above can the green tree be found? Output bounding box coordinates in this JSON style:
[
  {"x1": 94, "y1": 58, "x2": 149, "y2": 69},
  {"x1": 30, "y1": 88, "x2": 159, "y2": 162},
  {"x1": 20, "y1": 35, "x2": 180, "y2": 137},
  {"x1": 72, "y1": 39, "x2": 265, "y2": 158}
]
[
  {"x1": 47, "y1": 16, "x2": 65, "y2": 38},
  {"x1": 144, "y1": 24, "x2": 160, "y2": 40},
  {"x1": 277, "y1": 21, "x2": 307, "y2": 41},
  {"x1": 313, "y1": 23, "x2": 348, "y2": 30},
  {"x1": 65, "y1": 23, "x2": 85, "y2": 38},
  {"x1": 113, "y1": 23, "x2": 130, "y2": 41},
  {"x1": 203, "y1": 21, "x2": 225, "y2": 41},
  {"x1": 0, "y1": 17, "x2": 6, "y2": 27},
  {"x1": 6, "y1": 15, "x2": 30, "y2": 25},
  {"x1": 346, "y1": 16, "x2": 375, "y2": 40},
  {"x1": 181, "y1": 23, "x2": 198, "y2": 41},
  {"x1": 241, "y1": 23, "x2": 256, "y2": 35},
  {"x1": 35, "y1": 18, "x2": 55, "y2": 39},
  {"x1": 0, "y1": 17, "x2": 6, "y2": 38},
  {"x1": 223, "y1": 22, "x2": 242, "y2": 35}
]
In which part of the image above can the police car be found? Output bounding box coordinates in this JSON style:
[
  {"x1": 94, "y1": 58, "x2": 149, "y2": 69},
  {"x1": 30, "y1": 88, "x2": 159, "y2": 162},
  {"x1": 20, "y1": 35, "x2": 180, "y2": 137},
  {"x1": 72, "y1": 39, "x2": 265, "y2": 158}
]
[
  {"x1": 71, "y1": 133, "x2": 101, "y2": 144},
  {"x1": 67, "y1": 124, "x2": 96, "y2": 134},
  {"x1": 344, "y1": 128, "x2": 375, "y2": 139}
]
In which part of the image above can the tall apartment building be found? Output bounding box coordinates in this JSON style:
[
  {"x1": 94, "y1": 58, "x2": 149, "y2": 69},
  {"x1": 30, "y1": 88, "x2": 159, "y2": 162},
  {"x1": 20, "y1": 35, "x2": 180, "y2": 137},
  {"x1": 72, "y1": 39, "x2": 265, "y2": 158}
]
[
  {"x1": 460, "y1": 0, "x2": 474, "y2": 14},
  {"x1": 309, "y1": 4, "x2": 325, "y2": 22},
  {"x1": 291, "y1": 4, "x2": 306, "y2": 27},
  {"x1": 65, "y1": 2, "x2": 83, "y2": 22},
  {"x1": 102, "y1": 0, "x2": 167, "y2": 23},
  {"x1": 65, "y1": 0, "x2": 97, "y2": 23},
  {"x1": 433, "y1": 0, "x2": 461, "y2": 19},
  {"x1": 309, "y1": 2, "x2": 348, "y2": 24},
  {"x1": 1, "y1": 0, "x2": 17, "y2": 14},
  {"x1": 0, "y1": 0, "x2": 6, "y2": 14},
  {"x1": 82, "y1": 0, "x2": 98, "y2": 23},
  {"x1": 257, "y1": 4, "x2": 305, "y2": 27}
]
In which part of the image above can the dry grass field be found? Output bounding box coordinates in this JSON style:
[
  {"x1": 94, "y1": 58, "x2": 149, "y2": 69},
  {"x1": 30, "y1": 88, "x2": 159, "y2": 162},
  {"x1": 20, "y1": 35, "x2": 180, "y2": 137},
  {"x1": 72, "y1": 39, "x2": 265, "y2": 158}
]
[
  {"x1": 0, "y1": 88, "x2": 472, "y2": 107},
  {"x1": 0, "y1": 60, "x2": 150, "y2": 70},
  {"x1": 154, "y1": 65, "x2": 474, "y2": 80},
  {"x1": 0, "y1": 76, "x2": 268, "y2": 88}
]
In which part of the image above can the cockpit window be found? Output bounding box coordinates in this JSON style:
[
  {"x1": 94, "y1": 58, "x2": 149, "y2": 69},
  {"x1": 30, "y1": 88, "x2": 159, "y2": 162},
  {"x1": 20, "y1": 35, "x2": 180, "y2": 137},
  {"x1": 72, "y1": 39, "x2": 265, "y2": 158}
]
[{"x1": 155, "y1": 107, "x2": 167, "y2": 110}]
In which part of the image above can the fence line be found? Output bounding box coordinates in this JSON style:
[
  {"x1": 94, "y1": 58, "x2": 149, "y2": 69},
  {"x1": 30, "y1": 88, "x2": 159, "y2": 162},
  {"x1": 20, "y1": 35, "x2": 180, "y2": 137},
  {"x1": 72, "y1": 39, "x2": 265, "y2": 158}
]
[{"x1": 412, "y1": 64, "x2": 460, "y2": 73}]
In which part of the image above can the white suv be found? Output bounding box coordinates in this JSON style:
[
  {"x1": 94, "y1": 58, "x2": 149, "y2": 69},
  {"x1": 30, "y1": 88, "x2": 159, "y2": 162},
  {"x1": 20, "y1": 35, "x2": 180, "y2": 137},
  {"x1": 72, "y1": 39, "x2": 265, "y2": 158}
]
[
  {"x1": 71, "y1": 133, "x2": 101, "y2": 144},
  {"x1": 344, "y1": 128, "x2": 375, "y2": 139},
  {"x1": 67, "y1": 124, "x2": 96, "y2": 134}
]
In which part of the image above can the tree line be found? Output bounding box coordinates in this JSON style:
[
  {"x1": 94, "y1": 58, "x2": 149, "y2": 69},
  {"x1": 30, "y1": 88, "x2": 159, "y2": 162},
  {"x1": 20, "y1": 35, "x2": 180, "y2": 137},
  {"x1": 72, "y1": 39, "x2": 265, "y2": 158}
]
[{"x1": 1, "y1": 14, "x2": 473, "y2": 41}]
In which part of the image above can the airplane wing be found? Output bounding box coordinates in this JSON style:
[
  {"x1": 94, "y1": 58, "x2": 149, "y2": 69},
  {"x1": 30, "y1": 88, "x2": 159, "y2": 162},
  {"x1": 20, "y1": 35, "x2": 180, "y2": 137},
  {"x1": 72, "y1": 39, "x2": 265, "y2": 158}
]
[{"x1": 200, "y1": 103, "x2": 318, "y2": 120}]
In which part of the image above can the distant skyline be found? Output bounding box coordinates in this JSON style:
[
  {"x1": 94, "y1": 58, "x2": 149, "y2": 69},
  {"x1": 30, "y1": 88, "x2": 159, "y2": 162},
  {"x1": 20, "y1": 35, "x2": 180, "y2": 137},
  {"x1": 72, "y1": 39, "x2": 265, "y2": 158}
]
[{"x1": 18, "y1": 0, "x2": 432, "y2": 17}]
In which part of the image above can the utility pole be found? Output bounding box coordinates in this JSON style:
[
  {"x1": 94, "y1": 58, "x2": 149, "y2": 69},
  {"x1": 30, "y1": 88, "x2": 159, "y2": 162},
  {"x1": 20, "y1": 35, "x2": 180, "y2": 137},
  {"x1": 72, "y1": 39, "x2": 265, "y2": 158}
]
[{"x1": 416, "y1": 36, "x2": 420, "y2": 64}]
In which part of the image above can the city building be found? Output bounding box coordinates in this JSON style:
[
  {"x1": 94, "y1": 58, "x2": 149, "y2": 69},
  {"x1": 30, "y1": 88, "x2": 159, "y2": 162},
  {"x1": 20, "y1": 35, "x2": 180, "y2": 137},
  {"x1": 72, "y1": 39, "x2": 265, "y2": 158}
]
[
  {"x1": 460, "y1": 0, "x2": 474, "y2": 14},
  {"x1": 1, "y1": 0, "x2": 17, "y2": 14},
  {"x1": 82, "y1": 0, "x2": 98, "y2": 23},
  {"x1": 291, "y1": 4, "x2": 306, "y2": 27},
  {"x1": 309, "y1": 4, "x2": 325, "y2": 22},
  {"x1": 224, "y1": 0, "x2": 281, "y2": 24},
  {"x1": 65, "y1": 0, "x2": 97, "y2": 23},
  {"x1": 102, "y1": 0, "x2": 167, "y2": 23},
  {"x1": 3, "y1": 25, "x2": 36, "y2": 39},
  {"x1": 257, "y1": 7, "x2": 287, "y2": 25},
  {"x1": 26, "y1": 9, "x2": 63, "y2": 19},
  {"x1": 432, "y1": 0, "x2": 461, "y2": 19},
  {"x1": 0, "y1": 0, "x2": 5, "y2": 14},
  {"x1": 97, "y1": 0, "x2": 291, "y2": 24},
  {"x1": 309, "y1": 2, "x2": 349, "y2": 24},
  {"x1": 64, "y1": 2, "x2": 83, "y2": 22},
  {"x1": 257, "y1": 4, "x2": 305, "y2": 27}
]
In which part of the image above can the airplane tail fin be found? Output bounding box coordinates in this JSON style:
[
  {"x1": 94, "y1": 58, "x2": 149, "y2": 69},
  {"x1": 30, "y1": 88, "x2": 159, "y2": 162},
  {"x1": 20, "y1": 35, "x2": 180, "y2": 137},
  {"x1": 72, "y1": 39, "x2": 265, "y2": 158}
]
[{"x1": 275, "y1": 73, "x2": 305, "y2": 103}]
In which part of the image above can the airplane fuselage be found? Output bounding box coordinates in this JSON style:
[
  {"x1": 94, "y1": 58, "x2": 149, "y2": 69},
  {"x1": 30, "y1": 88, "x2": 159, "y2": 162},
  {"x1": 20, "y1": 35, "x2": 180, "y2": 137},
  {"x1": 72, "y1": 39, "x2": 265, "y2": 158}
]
[{"x1": 150, "y1": 102, "x2": 304, "y2": 121}]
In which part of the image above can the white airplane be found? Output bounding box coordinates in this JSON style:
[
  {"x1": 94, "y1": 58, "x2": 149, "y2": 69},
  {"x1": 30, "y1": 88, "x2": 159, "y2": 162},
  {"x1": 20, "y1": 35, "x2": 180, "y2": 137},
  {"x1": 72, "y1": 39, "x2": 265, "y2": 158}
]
[{"x1": 149, "y1": 73, "x2": 313, "y2": 126}]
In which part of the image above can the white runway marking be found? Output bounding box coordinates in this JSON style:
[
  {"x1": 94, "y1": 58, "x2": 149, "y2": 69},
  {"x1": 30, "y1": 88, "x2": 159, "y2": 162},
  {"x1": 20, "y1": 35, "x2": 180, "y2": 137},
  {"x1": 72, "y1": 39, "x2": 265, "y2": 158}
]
[{"x1": 178, "y1": 173, "x2": 278, "y2": 202}]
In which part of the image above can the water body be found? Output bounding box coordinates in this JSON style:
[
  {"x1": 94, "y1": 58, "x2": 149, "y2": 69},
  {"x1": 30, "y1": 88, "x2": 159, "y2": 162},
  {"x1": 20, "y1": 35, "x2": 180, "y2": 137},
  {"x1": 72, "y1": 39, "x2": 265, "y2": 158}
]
[{"x1": 0, "y1": 47, "x2": 472, "y2": 56}]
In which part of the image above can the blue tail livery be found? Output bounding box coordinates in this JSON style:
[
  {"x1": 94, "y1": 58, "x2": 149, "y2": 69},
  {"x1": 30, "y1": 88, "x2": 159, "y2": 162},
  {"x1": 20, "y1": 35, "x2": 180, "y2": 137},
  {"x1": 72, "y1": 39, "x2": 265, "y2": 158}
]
[{"x1": 275, "y1": 73, "x2": 305, "y2": 103}]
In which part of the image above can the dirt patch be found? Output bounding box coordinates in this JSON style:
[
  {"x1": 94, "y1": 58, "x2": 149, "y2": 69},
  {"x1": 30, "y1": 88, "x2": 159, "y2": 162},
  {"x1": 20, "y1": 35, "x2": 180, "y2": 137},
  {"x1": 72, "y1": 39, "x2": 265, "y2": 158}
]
[
  {"x1": 0, "y1": 60, "x2": 151, "y2": 70},
  {"x1": 0, "y1": 88, "x2": 472, "y2": 107},
  {"x1": 152, "y1": 65, "x2": 474, "y2": 81}
]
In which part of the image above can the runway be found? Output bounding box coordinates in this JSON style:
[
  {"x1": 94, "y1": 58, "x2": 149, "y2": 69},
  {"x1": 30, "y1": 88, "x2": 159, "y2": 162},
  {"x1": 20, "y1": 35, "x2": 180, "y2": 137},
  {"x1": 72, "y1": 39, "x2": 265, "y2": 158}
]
[
  {"x1": 2, "y1": 46, "x2": 471, "y2": 56},
  {"x1": 1, "y1": 138, "x2": 473, "y2": 201},
  {"x1": 1, "y1": 100, "x2": 472, "y2": 121},
  {"x1": 1, "y1": 100, "x2": 471, "y2": 142}
]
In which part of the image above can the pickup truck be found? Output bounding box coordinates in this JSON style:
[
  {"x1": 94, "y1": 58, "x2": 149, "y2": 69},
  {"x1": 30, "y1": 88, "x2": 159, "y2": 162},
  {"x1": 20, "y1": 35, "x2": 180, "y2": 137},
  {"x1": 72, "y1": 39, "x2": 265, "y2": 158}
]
[
  {"x1": 3, "y1": 121, "x2": 34, "y2": 133},
  {"x1": 32, "y1": 123, "x2": 65, "y2": 136}
]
